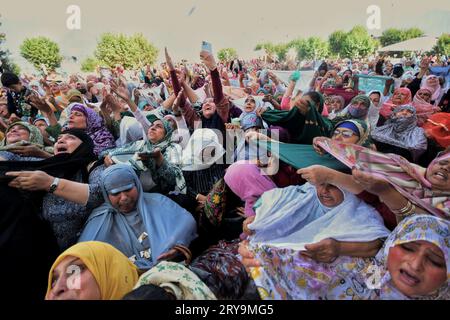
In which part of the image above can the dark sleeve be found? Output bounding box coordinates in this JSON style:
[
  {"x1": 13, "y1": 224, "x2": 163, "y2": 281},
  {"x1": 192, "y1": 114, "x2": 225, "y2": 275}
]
[
  {"x1": 210, "y1": 68, "x2": 224, "y2": 105},
  {"x1": 7, "y1": 92, "x2": 17, "y2": 115},
  {"x1": 169, "y1": 70, "x2": 185, "y2": 108},
  {"x1": 407, "y1": 75, "x2": 422, "y2": 98}
]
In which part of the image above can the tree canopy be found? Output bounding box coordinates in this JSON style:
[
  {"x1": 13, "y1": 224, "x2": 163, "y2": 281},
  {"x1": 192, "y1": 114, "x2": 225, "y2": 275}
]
[{"x1": 20, "y1": 37, "x2": 63, "y2": 71}]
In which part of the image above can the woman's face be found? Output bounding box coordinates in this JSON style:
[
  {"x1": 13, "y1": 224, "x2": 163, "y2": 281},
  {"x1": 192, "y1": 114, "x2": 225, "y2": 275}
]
[
  {"x1": 331, "y1": 127, "x2": 359, "y2": 144},
  {"x1": 417, "y1": 90, "x2": 432, "y2": 103},
  {"x1": 34, "y1": 120, "x2": 49, "y2": 137},
  {"x1": 244, "y1": 97, "x2": 257, "y2": 113},
  {"x1": 60, "y1": 84, "x2": 70, "y2": 94},
  {"x1": 202, "y1": 98, "x2": 217, "y2": 119},
  {"x1": 387, "y1": 241, "x2": 447, "y2": 298},
  {"x1": 385, "y1": 62, "x2": 393, "y2": 72},
  {"x1": 6, "y1": 124, "x2": 30, "y2": 144},
  {"x1": 46, "y1": 256, "x2": 101, "y2": 300},
  {"x1": 426, "y1": 76, "x2": 440, "y2": 87},
  {"x1": 392, "y1": 91, "x2": 408, "y2": 105},
  {"x1": 68, "y1": 110, "x2": 87, "y2": 130},
  {"x1": 426, "y1": 157, "x2": 450, "y2": 191},
  {"x1": 147, "y1": 120, "x2": 166, "y2": 143},
  {"x1": 50, "y1": 83, "x2": 60, "y2": 95},
  {"x1": 316, "y1": 184, "x2": 344, "y2": 207},
  {"x1": 54, "y1": 133, "x2": 83, "y2": 155},
  {"x1": 394, "y1": 109, "x2": 414, "y2": 119},
  {"x1": 369, "y1": 93, "x2": 381, "y2": 106},
  {"x1": 90, "y1": 86, "x2": 99, "y2": 96},
  {"x1": 108, "y1": 186, "x2": 139, "y2": 214},
  {"x1": 329, "y1": 98, "x2": 344, "y2": 112}
]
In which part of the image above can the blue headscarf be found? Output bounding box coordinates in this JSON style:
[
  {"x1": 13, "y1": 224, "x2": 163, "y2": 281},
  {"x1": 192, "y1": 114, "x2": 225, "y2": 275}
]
[{"x1": 78, "y1": 164, "x2": 197, "y2": 269}]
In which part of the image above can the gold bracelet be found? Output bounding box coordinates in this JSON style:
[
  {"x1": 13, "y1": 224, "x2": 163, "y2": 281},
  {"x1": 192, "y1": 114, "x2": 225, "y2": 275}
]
[{"x1": 392, "y1": 201, "x2": 415, "y2": 217}]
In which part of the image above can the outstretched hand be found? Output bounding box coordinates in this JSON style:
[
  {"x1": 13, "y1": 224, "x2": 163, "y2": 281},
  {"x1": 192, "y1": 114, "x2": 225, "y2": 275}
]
[
  {"x1": 301, "y1": 238, "x2": 340, "y2": 263},
  {"x1": 110, "y1": 79, "x2": 130, "y2": 102}
]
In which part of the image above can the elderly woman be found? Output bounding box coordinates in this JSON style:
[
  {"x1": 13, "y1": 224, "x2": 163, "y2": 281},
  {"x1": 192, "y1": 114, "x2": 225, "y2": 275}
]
[
  {"x1": 312, "y1": 138, "x2": 450, "y2": 221},
  {"x1": 371, "y1": 105, "x2": 427, "y2": 163},
  {"x1": 1, "y1": 129, "x2": 105, "y2": 299},
  {"x1": 421, "y1": 75, "x2": 445, "y2": 105},
  {"x1": 326, "y1": 95, "x2": 346, "y2": 120},
  {"x1": 29, "y1": 95, "x2": 116, "y2": 156},
  {"x1": 103, "y1": 114, "x2": 186, "y2": 194},
  {"x1": 226, "y1": 118, "x2": 373, "y2": 218},
  {"x1": 0, "y1": 121, "x2": 51, "y2": 160},
  {"x1": 412, "y1": 88, "x2": 441, "y2": 126},
  {"x1": 5, "y1": 129, "x2": 105, "y2": 250},
  {"x1": 243, "y1": 181, "x2": 390, "y2": 261},
  {"x1": 46, "y1": 241, "x2": 139, "y2": 300},
  {"x1": 240, "y1": 214, "x2": 449, "y2": 300},
  {"x1": 379, "y1": 87, "x2": 413, "y2": 124},
  {"x1": 78, "y1": 164, "x2": 197, "y2": 271}
]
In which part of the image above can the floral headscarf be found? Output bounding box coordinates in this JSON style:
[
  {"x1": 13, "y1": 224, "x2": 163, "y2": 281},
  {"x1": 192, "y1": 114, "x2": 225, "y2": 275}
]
[
  {"x1": 249, "y1": 214, "x2": 449, "y2": 300},
  {"x1": 68, "y1": 103, "x2": 115, "y2": 155}
]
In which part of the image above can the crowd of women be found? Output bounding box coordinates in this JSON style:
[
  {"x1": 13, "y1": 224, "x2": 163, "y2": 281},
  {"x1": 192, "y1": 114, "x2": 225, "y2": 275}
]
[{"x1": 0, "y1": 45, "x2": 449, "y2": 300}]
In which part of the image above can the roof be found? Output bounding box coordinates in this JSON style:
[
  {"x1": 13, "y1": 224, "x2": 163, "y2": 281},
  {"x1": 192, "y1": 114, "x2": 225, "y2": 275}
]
[{"x1": 378, "y1": 36, "x2": 438, "y2": 52}]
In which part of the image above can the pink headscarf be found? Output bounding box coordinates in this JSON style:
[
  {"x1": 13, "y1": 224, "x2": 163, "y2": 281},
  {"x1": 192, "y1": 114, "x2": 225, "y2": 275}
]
[
  {"x1": 380, "y1": 87, "x2": 412, "y2": 118},
  {"x1": 224, "y1": 161, "x2": 277, "y2": 217},
  {"x1": 421, "y1": 75, "x2": 443, "y2": 104},
  {"x1": 412, "y1": 88, "x2": 441, "y2": 126}
]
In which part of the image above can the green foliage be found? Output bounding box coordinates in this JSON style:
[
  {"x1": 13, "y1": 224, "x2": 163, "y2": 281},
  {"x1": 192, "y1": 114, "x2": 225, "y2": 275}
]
[
  {"x1": 273, "y1": 44, "x2": 290, "y2": 61},
  {"x1": 380, "y1": 28, "x2": 425, "y2": 47},
  {"x1": 94, "y1": 33, "x2": 158, "y2": 69},
  {"x1": 80, "y1": 57, "x2": 100, "y2": 72},
  {"x1": 217, "y1": 48, "x2": 238, "y2": 62},
  {"x1": 433, "y1": 34, "x2": 450, "y2": 56},
  {"x1": 255, "y1": 42, "x2": 290, "y2": 61},
  {"x1": 328, "y1": 31, "x2": 347, "y2": 57},
  {"x1": 0, "y1": 16, "x2": 19, "y2": 74},
  {"x1": 340, "y1": 26, "x2": 378, "y2": 59},
  {"x1": 20, "y1": 37, "x2": 63, "y2": 71},
  {"x1": 295, "y1": 37, "x2": 329, "y2": 60}
]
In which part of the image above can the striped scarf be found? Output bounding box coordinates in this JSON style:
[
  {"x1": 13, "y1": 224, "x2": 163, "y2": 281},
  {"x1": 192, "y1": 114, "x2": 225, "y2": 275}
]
[{"x1": 317, "y1": 138, "x2": 450, "y2": 219}]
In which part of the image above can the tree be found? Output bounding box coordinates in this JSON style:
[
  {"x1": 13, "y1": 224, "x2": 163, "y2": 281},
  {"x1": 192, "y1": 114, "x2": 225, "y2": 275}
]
[
  {"x1": 0, "y1": 15, "x2": 18, "y2": 74},
  {"x1": 404, "y1": 28, "x2": 425, "y2": 40},
  {"x1": 295, "y1": 37, "x2": 329, "y2": 60},
  {"x1": 433, "y1": 33, "x2": 450, "y2": 56},
  {"x1": 380, "y1": 28, "x2": 425, "y2": 47},
  {"x1": 341, "y1": 26, "x2": 377, "y2": 59},
  {"x1": 273, "y1": 44, "x2": 290, "y2": 61},
  {"x1": 217, "y1": 48, "x2": 238, "y2": 62},
  {"x1": 20, "y1": 37, "x2": 63, "y2": 71},
  {"x1": 380, "y1": 28, "x2": 405, "y2": 47},
  {"x1": 81, "y1": 57, "x2": 100, "y2": 72},
  {"x1": 94, "y1": 33, "x2": 158, "y2": 69},
  {"x1": 255, "y1": 42, "x2": 277, "y2": 59},
  {"x1": 328, "y1": 30, "x2": 347, "y2": 57}
]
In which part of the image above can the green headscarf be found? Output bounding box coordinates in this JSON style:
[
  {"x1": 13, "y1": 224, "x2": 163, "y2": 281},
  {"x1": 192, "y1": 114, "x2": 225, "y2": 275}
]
[
  {"x1": 261, "y1": 100, "x2": 332, "y2": 145},
  {"x1": 0, "y1": 121, "x2": 44, "y2": 149}
]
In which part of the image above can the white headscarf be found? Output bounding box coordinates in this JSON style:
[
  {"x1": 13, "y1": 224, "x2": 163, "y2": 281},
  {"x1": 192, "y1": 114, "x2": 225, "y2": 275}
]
[{"x1": 248, "y1": 182, "x2": 390, "y2": 250}]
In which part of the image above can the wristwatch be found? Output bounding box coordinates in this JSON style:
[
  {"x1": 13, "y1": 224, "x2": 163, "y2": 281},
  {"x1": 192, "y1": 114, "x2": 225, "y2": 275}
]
[{"x1": 48, "y1": 177, "x2": 60, "y2": 194}]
